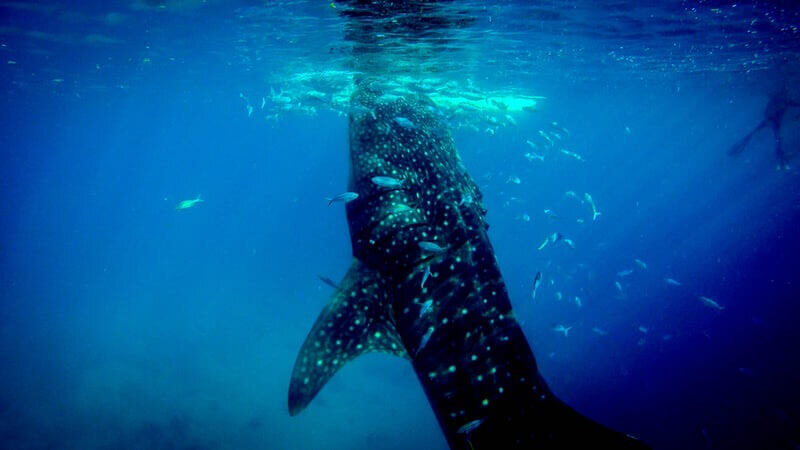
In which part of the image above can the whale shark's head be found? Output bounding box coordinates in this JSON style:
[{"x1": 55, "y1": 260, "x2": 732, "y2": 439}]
[{"x1": 344, "y1": 80, "x2": 484, "y2": 273}]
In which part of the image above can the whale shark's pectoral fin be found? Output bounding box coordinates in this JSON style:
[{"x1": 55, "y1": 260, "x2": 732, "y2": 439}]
[{"x1": 288, "y1": 259, "x2": 407, "y2": 415}]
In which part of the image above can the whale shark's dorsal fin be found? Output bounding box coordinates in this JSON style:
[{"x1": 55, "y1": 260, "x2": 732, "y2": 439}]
[{"x1": 288, "y1": 260, "x2": 408, "y2": 415}]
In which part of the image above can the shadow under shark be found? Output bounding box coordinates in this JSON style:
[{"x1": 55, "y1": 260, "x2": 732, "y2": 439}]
[{"x1": 288, "y1": 80, "x2": 648, "y2": 449}]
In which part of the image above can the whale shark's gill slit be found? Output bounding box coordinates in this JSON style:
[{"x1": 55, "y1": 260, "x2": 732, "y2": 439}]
[{"x1": 288, "y1": 260, "x2": 407, "y2": 416}]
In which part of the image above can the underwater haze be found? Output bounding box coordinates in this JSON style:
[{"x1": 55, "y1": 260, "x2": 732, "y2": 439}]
[{"x1": 1, "y1": 1, "x2": 799, "y2": 449}]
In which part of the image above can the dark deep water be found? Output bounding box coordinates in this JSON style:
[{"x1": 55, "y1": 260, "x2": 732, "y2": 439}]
[{"x1": 1, "y1": 1, "x2": 799, "y2": 449}]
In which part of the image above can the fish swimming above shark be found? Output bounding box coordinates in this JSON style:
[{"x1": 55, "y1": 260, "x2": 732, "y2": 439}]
[{"x1": 287, "y1": 81, "x2": 648, "y2": 449}]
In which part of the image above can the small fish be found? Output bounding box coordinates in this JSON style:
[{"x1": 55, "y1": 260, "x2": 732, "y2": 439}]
[
  {"x1": 457, "y1": 418, "x2": 485, "y2": 435},
  {"x1": 584, "y1": 193, "x2": 600, "y2": 221},
  {"x1": 531, "y1": 271, "x2": 542, "y2": 300},
  {"x1": 419, "y1": 298, "x2": 433, "y2": 317},
  {"x1": 562, "y1": 238, "x2": 575, "y2": 249},
  {"x1": 560, "y1": 149, "x2": 585, "y2": 162},
  {"x1": 564, "y1": 190, "x2": 578, "y2": 198},
  {"x1": 507, "y1": 175, "x2": 521, "y2": 184},
  {"x1": 517, "y1": 213, "x2": 531, "y2": 222},
  {"x1": 634, "y1": 259, "x2": 647, "y2": 269},
  {"x1": 416, "y1": 327, "x2": 435, "y2": 354},
  {"x1": 592, "y1": 327, "x2": 607, "y2": 336},
  {"x1": 247, "y1": 104, "x2": 254, "y2": 117},
  {"x1": 553, "y1": 324, "x2": 572, "y2": 337},
  {"x1": 419, "y1": 241, "x2": 447, "y2": 253},
  {"x1": 538, "y1": 130, "x2": 553, "y2": 145},
  {"x1": 176, "y1": 195, "x2": 203, "y2": 210},
  {"x1": 524, "y1": 152, "x2": 544, "y2": 162},
  {"x1": 574, "y1": 296, "x2": 582, "y2": 308},
  {"x1": 554, "y1": 123, "x2": 570, "y2": 136},
  {"x1": 555, "y1": 291, "x2": 563, "y2": 301},
  {"x1": 617, "y1": 269, "x2": 634, "y2": 277},
  {"x1": 394, "y1": 116, "x2": 416, "y2": 130},
  {"x1": 392, "y1": 204, "x2": 413, "y2": 213},
  {"x1": 326, "y1": 192, "x2": 359, "y2": 206},
  {"x1": 260, "y1": 97, "x2": 266, "y2": 109},
  {"x1": 525, "y1": 140, "x2": 538, "y2": 149},
  {"x1": 543, "y1": 209, "x2": 560, "y2": 219},
  {"x1": 537, "y1": 238, "x2": 549, "y2": 251},
  {"x1": 698, "y1": 296, "x2": 725, "y2": 311},
  {"x1": 665, "y1": 278, "x2": 681, "y2": 286},
  {"x1": 371, "y1": 176, "x2": 404, "y2": 189},
  {"x1": 615, "y1": 281, "x2": 623, "y2": 292},
  {"x1": 421, "y1": 266, "x2": 432, "y2": 290},
  {"x1": 638, "y1": 326, "x2": 649, "y2": 334},
  {"x1": 550, "y1": 232, "x2": 564, "y2": 243},
  {"x1": 317, "y1": 275, "x2": 339, "y2": 289},
  {"x1": 459, "y1": 193, "x2": 473, "y2": 206}
]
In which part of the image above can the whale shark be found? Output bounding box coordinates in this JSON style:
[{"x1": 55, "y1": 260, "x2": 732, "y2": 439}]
[{"x1": 288, "y1": 80, "x2": 647, "y2": 449}]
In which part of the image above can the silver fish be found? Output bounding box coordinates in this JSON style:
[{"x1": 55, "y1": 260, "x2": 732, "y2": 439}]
[
  {"x1": 457, "y1": 418, "x2": 485, "y2": 435},
  {"x1": 537, "y1": 238, "x2": 549, "y2": 251},
  {"x1": 544, "y1": 209, "x2": 559, "y2": 219},
  {"x1": 584, "y1": 193, "x2": 600, "y2": 221},
  {"x1": 394, "y1": 116, "x2": 416, "y2": 129},
  {"x1": 326, "y1": 192, "x2": 359, "y2": 206},
  {"x1": 553, "y1": 324, "x2": 572, "y2": 337},
  {"x1": 531, "y1": 271, "x2": 542, "y2": 300},
  {"x1": 699, "y1": 296, "x2": 725, "y2": 311},
  {"x1": 524, "y1": 152, "x2": 544, "y2": 162},
  {"x1": 419, "y1": 299, "x2": 433, "y2": 317},
  {"x1": 416, "y1": 327, "x2": 435, "y2": 354},
  {"x1": 634, "y1": 259, "x2": 647, "y2": 269},
  {"x1": 317, "y1": 275, "x2": 339, "y2": 289},
  {"x1": 419, "y1": 241, "x2": 446, "y2": 253},
  {"x1": 617, "y1": 269, "x2": 634, "y2": 277},
  {"x1": 371, "y1": 176, "x2": 404, "y2": 189},
  {"x1": 421, "y1": 266, "x2": 432, "y2": 290},
  {"x1": 664, "y1": 278, "x2": 681, "y2": 286}
]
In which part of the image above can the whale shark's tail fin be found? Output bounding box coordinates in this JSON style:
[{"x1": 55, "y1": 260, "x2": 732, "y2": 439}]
[{"x1": 288, "y1": 260, "x2": 408, "y2": 415}]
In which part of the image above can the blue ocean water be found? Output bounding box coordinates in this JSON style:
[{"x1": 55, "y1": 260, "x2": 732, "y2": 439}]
[{"x1": 1, "y1": 1, "x2": 799, "y2": 449}]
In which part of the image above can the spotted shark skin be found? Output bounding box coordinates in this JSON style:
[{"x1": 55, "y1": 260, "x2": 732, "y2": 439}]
[{"x1": 289, "y1": 80, "x2": 647, "y2": 449}]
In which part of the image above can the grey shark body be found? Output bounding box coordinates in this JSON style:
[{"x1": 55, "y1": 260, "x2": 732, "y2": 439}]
[{"x1": 288, "y1": 81, "x2": 647, "y2": 449}]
